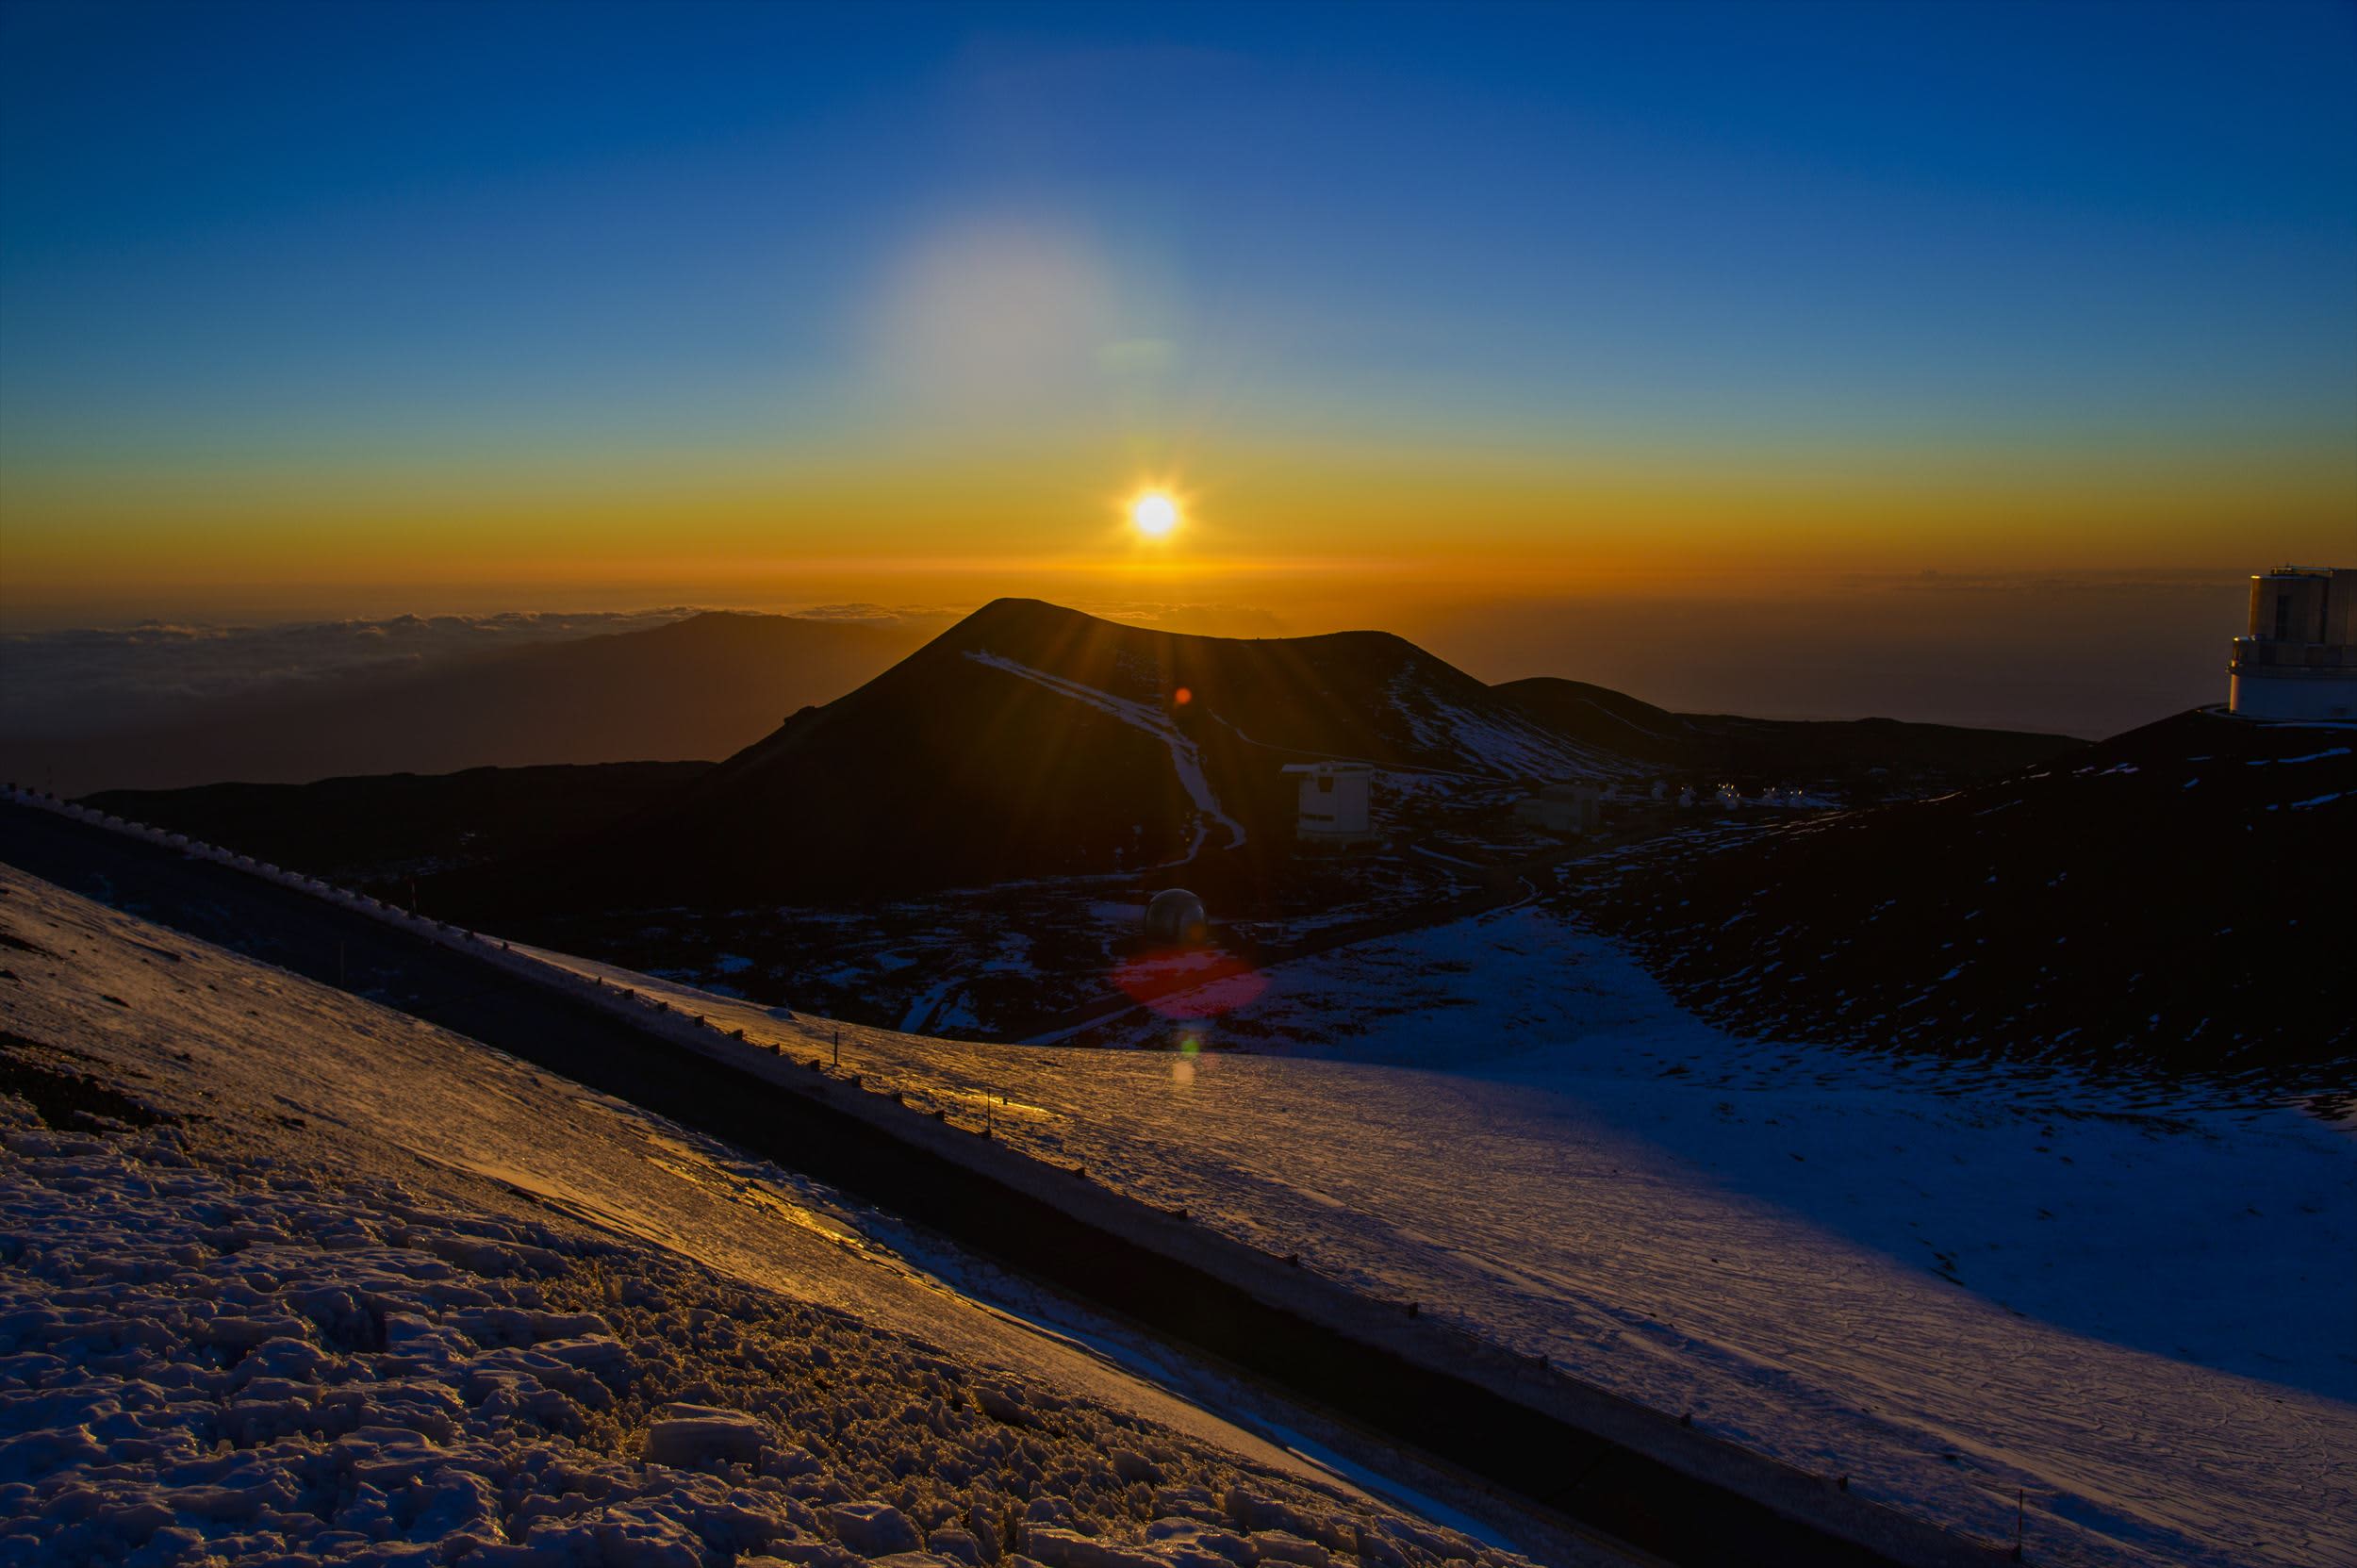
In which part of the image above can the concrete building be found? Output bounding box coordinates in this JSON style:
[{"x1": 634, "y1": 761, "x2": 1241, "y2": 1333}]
[
  {"x1": 1513, "y1": 782, "x2": 1602, "y2": 834},
  {"x1": 1281, "y1": 762, "x2": 1377, "y2": 846},
  {"x1": 2229, "y1": 567, "x2": 2357, "y2": 720}
]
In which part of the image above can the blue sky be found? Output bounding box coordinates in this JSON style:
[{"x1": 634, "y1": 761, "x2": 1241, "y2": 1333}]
[{"x1": 3, "y1": 0, "x2": 2352, "y2": 616}]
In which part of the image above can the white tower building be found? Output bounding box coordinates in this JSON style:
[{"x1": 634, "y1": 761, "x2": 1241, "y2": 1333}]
[
  {"x1": 2229, "y1": 567, "x2": 2357, "y2": 720},
  {"x1": 1281, "y1": 762, "x2": 1377, "y2": 846}
]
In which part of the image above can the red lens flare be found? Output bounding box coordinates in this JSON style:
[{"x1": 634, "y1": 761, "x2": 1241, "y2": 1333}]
[{"x1": 1113, "y1": 947, "x2": 1268, "y2": 1019}]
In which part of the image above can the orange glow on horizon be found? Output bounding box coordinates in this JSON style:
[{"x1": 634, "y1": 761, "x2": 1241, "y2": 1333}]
[{"x1": 3, "y1": 428, "x2": 2352, "y2": 626}]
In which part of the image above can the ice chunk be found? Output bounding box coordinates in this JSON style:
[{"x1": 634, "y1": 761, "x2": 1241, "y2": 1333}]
[
  {"x1": 1248, "y1": 1533, "x2": 1329, "y2": 1568},
  {"x1": 1022, "y1": 1527, "x2": 1177, "y2": 1568},
  {"x1": 1144, "y1": 1519, "x2": 1254, "y2": 1567},
  {"x1": 1109, "y1": 1446, "x2": 1162, "y2": 1484},
  {"x1": 641, "y1": 1404, "x2": 767, "y2": 1469},
  {"x1": 826, "y1": 1500, "x2": 923, "y2": 1559},
  {"x1": 925, "y1": 1527, "x2": 985, "y2": 1566}
]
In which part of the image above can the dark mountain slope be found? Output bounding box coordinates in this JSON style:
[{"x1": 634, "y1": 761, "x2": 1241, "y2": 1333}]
[
  {"x1": 86, "y1": 762, "x2": 710, "y2": 889},
  {"x1": 1567, "y1": 710, "x2": 2356, "y2": 1091},
  {"x1": 1487, "y1": 680, "x2": 1691, "y2": 764},
  {"x1": 438, "y1": 598, "x2": 1639, "y2": 911},
  {"x1": 923, "y1": 598, "x2": 1628, "y2": 778},
  {"x1": 414, "y1": 598, "x2": 2107, "y2": 914},
  {"x1": 1495, "y1": 677, "x2": 2078, "y2": 786},
  {"x1": 101, "y1": 596, "x2": 2104, "y2": 922},
  {"x1": 1, "y1": 611, "x2": 927, "y2": 794}
]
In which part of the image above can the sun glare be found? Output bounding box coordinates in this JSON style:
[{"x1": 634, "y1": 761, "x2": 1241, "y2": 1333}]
[{"x1": 1131, "y1": 491, "x2": 1179, "y2": 537}]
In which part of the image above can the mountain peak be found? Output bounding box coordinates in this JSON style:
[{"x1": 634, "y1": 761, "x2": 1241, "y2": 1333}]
[{"x1": 951, "y1": 597, "x2": 1118, "y2": 639}]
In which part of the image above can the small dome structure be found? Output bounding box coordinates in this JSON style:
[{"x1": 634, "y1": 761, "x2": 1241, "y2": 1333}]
[{"x1": 1144, "y1": 888, "x2": 1210, "y2": 947}]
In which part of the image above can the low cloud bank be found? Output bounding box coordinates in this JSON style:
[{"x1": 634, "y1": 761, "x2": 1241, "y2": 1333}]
[{"x1": 0, "y1": 610, "x2": 704, "y2": 735}]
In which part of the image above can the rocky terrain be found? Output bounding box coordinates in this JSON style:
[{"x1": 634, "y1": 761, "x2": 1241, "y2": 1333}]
[{"x1": 1563, "y1": 710, "x2": 2356, "y2": 1092}]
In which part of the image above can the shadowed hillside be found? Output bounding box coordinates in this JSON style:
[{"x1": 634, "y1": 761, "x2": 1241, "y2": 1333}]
[
  {"x1": 436, "y1": 598, "x2": 1651, "y2": 911},
  {"x1": 1567, "y1": 709, "x2": 2357, "y2": 1091},
  {"x1": 1496, "y1": 677, "x2": 2077, "y2": 786},
  {"x1": 87, "y1": 762, "x2": 710, "y2": 888},
  {"x1": 417, "y1": 599, "x2": 2079, "y2": 916},
  {"x1": 74, "y1": 596, "x2": 2097, "y2": 935}
]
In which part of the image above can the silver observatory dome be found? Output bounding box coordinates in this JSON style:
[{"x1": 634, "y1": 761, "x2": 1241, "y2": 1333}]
[{"x1": 1143, "y1": 887, "x2": 1210, "y2": 947}]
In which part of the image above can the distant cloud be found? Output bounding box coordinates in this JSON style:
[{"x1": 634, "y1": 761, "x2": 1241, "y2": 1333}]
[
  {"x1": 0, "y1": 605, "x2": 988, "y2": 738},
  {"x1": 0, "y1": 610, "x2": 701, "y2": 736},
  {"x1": 783, "y1": 602, "x2": 960, "y2": 626},
  {"x1": 1850, "y1": 569, "x2": 2247, "y2": 598}
]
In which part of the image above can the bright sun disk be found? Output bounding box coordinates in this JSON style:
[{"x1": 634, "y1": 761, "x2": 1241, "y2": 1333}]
[{"x1": 1132, "y1": 491, "x2": 1178, "y2": 536}]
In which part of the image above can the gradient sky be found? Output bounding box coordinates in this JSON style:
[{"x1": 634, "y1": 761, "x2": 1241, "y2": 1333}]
[{"x1": 2, "y1": 0, "x2": 2352, "y2": 625}]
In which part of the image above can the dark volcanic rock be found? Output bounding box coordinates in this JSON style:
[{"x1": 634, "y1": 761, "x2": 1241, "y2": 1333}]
[{"x1": 1569, "y1": 709, "x2": 2356, "y2": 1093}]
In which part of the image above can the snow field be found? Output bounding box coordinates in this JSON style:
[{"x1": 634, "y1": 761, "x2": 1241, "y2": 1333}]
[
  {"x1": 0, "y1": 870, "x2": 1541, "y2": 1568},
  {"x1": 0, "y1": 1122, "x2": 1504, "y2": 1568},
  {"x1": 13, "y1": 790, "x2": 2352, "y2": 1567},
  {"x1": 534, "y1": 913, "x2": 2357, "y2": 1568},
  {"x1": 1382, "y1": 678, "x2": 1624, "y2": 784}
]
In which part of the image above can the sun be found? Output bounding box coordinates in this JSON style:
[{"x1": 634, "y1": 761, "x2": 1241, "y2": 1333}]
[{"x1": 1131, "y1": 491, "x2": 1179, "y2": 537}]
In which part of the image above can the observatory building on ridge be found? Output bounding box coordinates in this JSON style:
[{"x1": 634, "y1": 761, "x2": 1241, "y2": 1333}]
[
  {"x1": 2228, "y1": 567, "x2": 2357, "y2": 720},
  {"x1": 1282, "y1": 762, "x2": 1379, "y2": 847}
]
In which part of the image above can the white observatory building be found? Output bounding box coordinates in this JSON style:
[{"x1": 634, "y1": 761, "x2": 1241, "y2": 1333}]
[
  {"x1": 2228, "y1": 567, "x2": 2357, "y2": 720},
  {"x1": 1282, "y1": 762, "x2": 1378, "y2": 847}
]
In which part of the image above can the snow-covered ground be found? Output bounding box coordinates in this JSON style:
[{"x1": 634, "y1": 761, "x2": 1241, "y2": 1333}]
[
  {"x1": 0, "y1": 869, "x2": 1558, "y2": 1568},
  {"x1": 527, "y1": 909, "x2": 2357, "y2": 1568},
  {"x1": 1383, "y1": 676, "x2": 1622, "y2": 784}
]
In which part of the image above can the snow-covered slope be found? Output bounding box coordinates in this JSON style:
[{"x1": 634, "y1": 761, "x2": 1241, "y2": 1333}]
[
  {"x1": 0, "y1": 868, "x2": 1554, "y2": 1568},
  {"x1": 1381, "y1": 673, "x2": 1616, "y2": 784},
  {"x1": 522, "y1": 912, "x2": 2357, "y2": 1568}
]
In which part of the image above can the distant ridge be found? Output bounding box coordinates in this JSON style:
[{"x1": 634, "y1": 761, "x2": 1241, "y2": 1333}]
[
  {"x1": 429, "y1": 598, "x2": 2074, "y2": 912},
  {"x1": 439, "y1": 598, "x2": 1639, "y2": 906},
  {"x1": 3, "y1": 611, "x2": 931, "y2": 794},
  {"x1": 1496, "y1": 676, "x2": 2075, "y2": 778},
  {"x1": 88, "y1": 761, "x2": 710, "y2": 886}
]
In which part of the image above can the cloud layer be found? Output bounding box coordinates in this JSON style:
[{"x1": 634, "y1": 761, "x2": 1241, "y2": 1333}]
[{"x1": 0, "y1": 610, "x2": 701, "y2": 736}]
